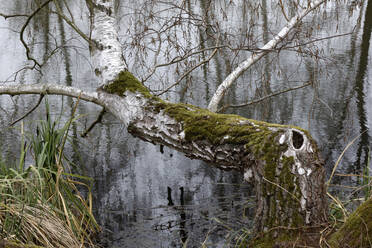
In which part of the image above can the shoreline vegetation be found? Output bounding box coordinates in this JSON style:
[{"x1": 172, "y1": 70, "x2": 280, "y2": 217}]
[{"x1": 0, "y1": 103, "x2": 99, "y2": 248}]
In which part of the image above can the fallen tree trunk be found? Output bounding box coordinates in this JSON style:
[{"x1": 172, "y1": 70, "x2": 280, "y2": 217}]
[{"x1": 0, "y1": 71, "x2": 328, "y2": 245}]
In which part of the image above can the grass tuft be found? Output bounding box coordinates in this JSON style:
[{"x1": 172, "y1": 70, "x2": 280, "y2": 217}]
[{"x1": 0, "y1": 101, "x2": 99, "y2": 247}]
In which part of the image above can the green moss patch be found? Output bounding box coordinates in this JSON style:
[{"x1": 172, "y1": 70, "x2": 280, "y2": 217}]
[
  {"x1": 103, "y1": 71, "x2": 152, "y2": 98},
  {"x1": 117, "y1": 71, "x2": 317, "y2": 244},
  {"x1": 328, "y1": 197, "x2": 372, "y2": 248},
  {"x1": 152, "y1": 101, "x2": 294, "y2": 147}
]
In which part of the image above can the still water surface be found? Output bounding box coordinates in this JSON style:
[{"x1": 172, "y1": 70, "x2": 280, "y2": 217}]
[{"x1": 0, "y1": 0, "x2": 371, "y2": 247}]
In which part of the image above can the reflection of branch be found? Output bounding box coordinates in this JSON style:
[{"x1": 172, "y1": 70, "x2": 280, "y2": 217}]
[
  {"x1": 156, "y1": 47, "x2": 218, "y2": 96},
  {"x1": 218, "y1": 81, "x2": 312, "y2": 112},
  {"x1": 81, "y1": 108, "x2": 106, "y2": 137},
  {"x1": 142, "y1": 45, "x2": 226, "y2": 83},
  {"x1": 20, "y1": 0, "x2": 53, "y2": 68},
  {"x1": 10, "y1": 94, "x2": 44, "y2": 126},
  {"x1": 0, "y1": 13, "x2": 28, "y2": 19},
  {"x1": 0, "y1": 104, "x2": 11, "y2": 117}
]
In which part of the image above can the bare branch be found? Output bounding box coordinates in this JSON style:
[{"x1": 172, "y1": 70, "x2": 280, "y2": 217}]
[
  {"x1": 53, "y1": 0, "x2": 92, "y2": 45},
  {"x1": 0, "y1": 83, "x2": 99, "y2": 104},
  {"x1": 10, "y1": 94, "x2": 44, "y2": 126},
  {"x1": 156, "y1": 47, "x2": 218, "y2": 96},
  {"x1": 0, "y1": 13, "x2": 29, "y2": 19},
  {"x1": 81, "y1": 108, "x2": 106, "y2": 137},
  {"x1": 142, "y1": 45, "x2": 227, "y2": 83},
  {"x1": 278, "y1": 0, "x2": 290, "y2": 22},
  {"x1": 218, "y1": 81, "x2": 312, "y2": 112},
  {"x1": 207, "y1": 0, "x2": 327, "y2": 112},
  {"x1": 282, "y1": 32, "x2": 353, "y2": 50}
]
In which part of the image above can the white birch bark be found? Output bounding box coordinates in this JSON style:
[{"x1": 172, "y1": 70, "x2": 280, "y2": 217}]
[
  {"x1": 88, "y1": 0, "x2": 126, "y2": 87},
  {"x1": 207, "y1": 0, "x2": 326, "y2": 112}
]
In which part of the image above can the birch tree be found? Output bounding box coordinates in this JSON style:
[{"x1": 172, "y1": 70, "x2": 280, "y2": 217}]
[{"x1": 0, "y1": 0, "x2": 370, "y2": 246}]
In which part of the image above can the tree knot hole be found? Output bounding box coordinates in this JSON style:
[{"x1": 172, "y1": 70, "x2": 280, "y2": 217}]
[{"x1": 292, "y1": 130, "x2": 304, "y2": 149}]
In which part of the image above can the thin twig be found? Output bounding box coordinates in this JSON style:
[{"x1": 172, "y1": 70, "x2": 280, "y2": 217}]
[
  {"x1": 10, "y1": 94, "x2": 44, "y2": 126},
  {"x1": 278, "y1": 0, "x2": 290, "y2": 21},
  {"x1": 156, "y1": 47, "x2": 218, "y2": 96},
  {"x1": 262, "y1": 177, "x2": 300, "y2": 203},
  {"x1": 282, "y1": 32, "x2": 353, "y2": 50},
  {"x1": 0, "y1": 13, "x2": 29, "y2": 19},
  {"x1": 326, "y1": 131, "x2": 366, "y2": 190},
  {"x1": 52, "y1": 0, "x2": 92, "y2": 45},
  {"x1": 142, "y1": 45, "x2": 226, "y2": 83},
  {"x1": 81, "y1": 108, "x2": 106, "y2": 137},
  {"x1": 218, "y1": 81, "x2": 312, "y2": 112}
]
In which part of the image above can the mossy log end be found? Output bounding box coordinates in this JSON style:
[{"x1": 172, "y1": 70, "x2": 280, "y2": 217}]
[
  {"x1": 328, "y1": 197, "x2": 372, "y2": 248},
  {"x1": 100, "y1": 71, "x2": 329, "y2": 240}
]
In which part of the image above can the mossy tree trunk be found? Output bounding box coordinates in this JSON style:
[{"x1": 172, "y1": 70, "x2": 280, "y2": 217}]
[
  {"x1": 328, "y1": 197, "x2": 372, "y2": 248},
  {"x1": 106, "y1": 72, "x2": 329, "y2": 244}
]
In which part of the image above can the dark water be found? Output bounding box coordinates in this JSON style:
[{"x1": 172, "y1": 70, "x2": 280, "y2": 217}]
[{"x1": 0, "y1": 0, "x2": 371, "y2": 247}]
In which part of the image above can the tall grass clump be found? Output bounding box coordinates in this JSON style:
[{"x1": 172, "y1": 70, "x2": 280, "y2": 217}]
[{"x1": 0, "y1": 101, "x2": 99, "y2": 247}]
